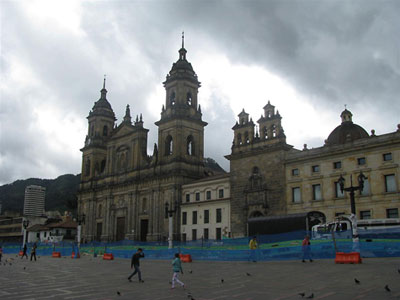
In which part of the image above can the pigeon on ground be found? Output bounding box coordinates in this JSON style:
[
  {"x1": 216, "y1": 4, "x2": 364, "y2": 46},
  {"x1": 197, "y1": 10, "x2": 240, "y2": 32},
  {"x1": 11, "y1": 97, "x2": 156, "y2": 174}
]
[
  {"x1": 189, "y1": 270, "x2": 193, "y2": 274},
  {"x1": 306, "y1": 293, "x2": 314, "y2": 299},
  {"x1": 117, "y1": 291, "x2": 121, "y2": 296},
  {"x1": 298, "y1": 292, "x2": 305, "y2": 297},
  {"x1": 246, "y1": 272, "x2": 251, "y2": 276},
  {"x1": 221, "y1": 279, "x2": 224, "y2": 283},
  {"x1": 24, "y1": 267, "x2": 26, "y2": 270},
  {"x1": 385, "y1": 285, "x2": 391, "y2": 292},
  {"x1": 354, "y1": 278, "x2": 360, "y2": 284},
  {"x1": 398, "y1": 269, "x2": 400, "y2": 274}
]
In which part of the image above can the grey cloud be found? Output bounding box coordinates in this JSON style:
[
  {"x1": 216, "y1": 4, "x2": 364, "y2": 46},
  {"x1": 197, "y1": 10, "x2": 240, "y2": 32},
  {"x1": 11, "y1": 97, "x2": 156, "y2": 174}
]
[{"x1": 1, "y1": 0, "x2": 399, "y2": 185}]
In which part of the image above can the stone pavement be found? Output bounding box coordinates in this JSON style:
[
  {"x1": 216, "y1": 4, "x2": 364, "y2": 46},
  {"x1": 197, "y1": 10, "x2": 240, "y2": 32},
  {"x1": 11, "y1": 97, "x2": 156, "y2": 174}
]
[{"x1": 0, "y1": 253, "x2": 399, "y2": 300}]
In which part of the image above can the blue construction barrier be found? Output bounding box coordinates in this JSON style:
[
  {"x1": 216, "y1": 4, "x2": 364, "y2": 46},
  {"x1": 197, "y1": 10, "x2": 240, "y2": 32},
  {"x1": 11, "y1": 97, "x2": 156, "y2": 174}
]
[{"x1": 1, "y1": 228, "x2": 399, "y2": 261}]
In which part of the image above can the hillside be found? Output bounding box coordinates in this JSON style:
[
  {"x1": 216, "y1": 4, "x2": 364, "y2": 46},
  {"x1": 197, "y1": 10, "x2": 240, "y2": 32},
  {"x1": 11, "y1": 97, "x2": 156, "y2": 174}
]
[{"x1": 0, "y1": 174, "x2": 80, "y2": 214}]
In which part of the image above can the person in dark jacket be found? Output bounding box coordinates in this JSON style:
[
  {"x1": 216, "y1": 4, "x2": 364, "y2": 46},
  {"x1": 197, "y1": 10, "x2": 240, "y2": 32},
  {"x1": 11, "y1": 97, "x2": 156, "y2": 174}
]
[
  {"x1": 128, "y1": 248, "x2": 144, "y2": 282},
  {"x1": 30, "y1": 243, "x2": 37, "y2": 261},
  {"x1": 21, "y1": 244, "x2": 28, "y2": 259}
]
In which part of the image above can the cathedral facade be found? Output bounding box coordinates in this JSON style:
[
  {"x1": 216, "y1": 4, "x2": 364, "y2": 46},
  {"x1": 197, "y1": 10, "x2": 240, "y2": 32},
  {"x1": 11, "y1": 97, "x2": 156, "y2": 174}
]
[
  {"x1": 79, "y1": 41, "x2": 400, "y2": 242},
  {"x1": 78, "y1": 42, "x2": 209, "y2": 242}
]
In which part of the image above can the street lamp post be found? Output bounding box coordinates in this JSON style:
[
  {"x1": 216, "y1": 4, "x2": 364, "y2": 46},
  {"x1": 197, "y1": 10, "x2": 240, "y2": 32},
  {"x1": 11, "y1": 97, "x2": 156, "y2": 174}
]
[
  {"x1": 22, "y1": 219, "x2": 30, "y2": 249},
  {"x1": 76, "y1": 214, "x2": 86, "y2": 251},
  {"x1": 165, "y1": 201, "x2": 178, "y2": 249},
  {"x1": 338, "y1": 171, "x2": 367, "y2": 252}
]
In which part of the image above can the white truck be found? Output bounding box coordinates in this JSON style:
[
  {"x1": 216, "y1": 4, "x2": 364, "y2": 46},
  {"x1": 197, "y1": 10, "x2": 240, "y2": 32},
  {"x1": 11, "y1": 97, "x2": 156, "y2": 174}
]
[{"x1": 311, "y1": 216, "x2": 400, "y2": 240}]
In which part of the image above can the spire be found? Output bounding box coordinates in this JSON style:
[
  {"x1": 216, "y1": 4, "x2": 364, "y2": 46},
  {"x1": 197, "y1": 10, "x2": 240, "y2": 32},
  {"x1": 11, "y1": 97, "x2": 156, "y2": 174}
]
[
  {"x1": 123, "y1": 104, "x2": 131, "y2": 123},
  {"x1": 178, "y1": 32, "x2": 187, "y2": 61},
  {"x1": 100, "y1": 75, "x2": 107, "y2": 99}
]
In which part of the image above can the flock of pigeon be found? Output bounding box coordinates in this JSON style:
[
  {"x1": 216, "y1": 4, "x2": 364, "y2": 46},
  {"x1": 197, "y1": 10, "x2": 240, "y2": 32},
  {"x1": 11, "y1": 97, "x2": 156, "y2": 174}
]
[
  {"x1": 114, "y1": 269, "x2": 399, "y2": 299},
  {"x1": 1, "y1": 255, "x2": 398, "y2": 299}
]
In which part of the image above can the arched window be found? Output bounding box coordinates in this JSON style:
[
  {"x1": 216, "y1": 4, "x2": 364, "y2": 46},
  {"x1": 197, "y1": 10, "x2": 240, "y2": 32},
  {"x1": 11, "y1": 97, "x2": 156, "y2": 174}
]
[
  {"x1": 186, "y1": 92, "x2": 192, "y2": 106},
  {"x1": 165, "y1": 135, "x2": 173, "y2": 156},
  {"x1": 187, "y1": 135, "x2": 195, "y2": 155},
  {"x1": 85, "y1": 159, "x2": 91, "y2": 176},
  {"x1": 169, "y1": 92, "x2": 176, "y2": 106},
  {"x1": 244, "y1": 132, "x2": 250, "y2": 144},
  {"x1": 103, "y1": 125, "x2": 108, "y2": 136},
  {"x1": 272, "y1": 125, "x2": 277, "y2": 137},
  {"x1": 263, "y1": 127, "x2": 268, "y2": 139},
  {"x1": 252, "y1": 166, "x2": 259, "y2": 174},
  {"x1": 237, "y1": 133, "x2": 242, "y2": 145},
  {"x1": 100, "y1": 159, "x2": 106, "y2": 173}
]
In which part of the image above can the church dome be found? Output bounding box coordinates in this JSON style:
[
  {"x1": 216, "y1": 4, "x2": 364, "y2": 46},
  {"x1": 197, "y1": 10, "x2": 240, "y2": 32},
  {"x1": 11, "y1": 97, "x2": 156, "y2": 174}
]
[
  {"x1": 325, "y1": 109, "x2": 369, "y2": 145},
  {"x1": 89, "y1": 80, "x2": 116, "y2": 120}
]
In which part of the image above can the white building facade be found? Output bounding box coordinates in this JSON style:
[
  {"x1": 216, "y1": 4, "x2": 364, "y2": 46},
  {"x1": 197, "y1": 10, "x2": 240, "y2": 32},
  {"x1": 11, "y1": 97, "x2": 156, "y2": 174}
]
[
  {"x1": 24, "y1": 185, "x2": 46, "y2": 217},
  {"x1": 180, "y1": 174, "x2": 231, "y2": 241}
]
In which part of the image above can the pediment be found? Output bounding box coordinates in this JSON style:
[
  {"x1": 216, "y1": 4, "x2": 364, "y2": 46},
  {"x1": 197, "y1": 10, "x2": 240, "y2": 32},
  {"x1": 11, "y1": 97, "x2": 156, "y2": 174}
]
[{"x1": 111, "y1": 123, "x2": 135, "y2": 139}]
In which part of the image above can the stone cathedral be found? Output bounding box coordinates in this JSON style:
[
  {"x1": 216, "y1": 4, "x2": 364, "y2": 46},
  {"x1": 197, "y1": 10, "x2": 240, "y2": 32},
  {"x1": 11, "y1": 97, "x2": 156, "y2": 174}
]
[{"x1": 78, "y1": 40, "x2": 210, "y2": 242}]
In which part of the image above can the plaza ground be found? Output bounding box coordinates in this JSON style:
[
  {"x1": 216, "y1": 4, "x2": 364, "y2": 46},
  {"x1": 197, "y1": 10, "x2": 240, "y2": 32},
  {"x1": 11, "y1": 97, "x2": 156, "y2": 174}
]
[{"x1": 0, "y1": 254, "x2": 399, "y2": 300}]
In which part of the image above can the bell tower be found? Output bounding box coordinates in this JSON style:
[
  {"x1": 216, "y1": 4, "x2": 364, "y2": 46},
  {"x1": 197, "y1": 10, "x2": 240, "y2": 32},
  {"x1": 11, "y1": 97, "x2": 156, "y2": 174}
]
[
  {"x1": 155, "y1": 33, "x2": 207, "y2": 176},
  {"x1": 81, "y1": 78, "x2": 116, "y2": 180}
]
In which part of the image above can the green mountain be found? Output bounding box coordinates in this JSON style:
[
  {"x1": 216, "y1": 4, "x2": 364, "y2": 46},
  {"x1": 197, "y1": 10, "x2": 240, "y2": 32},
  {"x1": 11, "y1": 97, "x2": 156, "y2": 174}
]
[{"x1": 0, "y1": 174, "x2": 81, "y2": 214}]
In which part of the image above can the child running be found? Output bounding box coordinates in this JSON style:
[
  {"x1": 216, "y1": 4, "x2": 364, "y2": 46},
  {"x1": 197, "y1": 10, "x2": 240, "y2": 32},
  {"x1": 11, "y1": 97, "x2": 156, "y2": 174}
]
[{"x1": 171, "y1": 253, "x2": 185, "y2": 289}]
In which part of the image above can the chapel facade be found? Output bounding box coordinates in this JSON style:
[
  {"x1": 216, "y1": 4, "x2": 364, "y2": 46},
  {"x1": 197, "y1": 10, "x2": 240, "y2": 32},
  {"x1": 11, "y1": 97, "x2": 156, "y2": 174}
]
[{"x1": 78, "y1": 40, "x2": 209, "y2": 242}]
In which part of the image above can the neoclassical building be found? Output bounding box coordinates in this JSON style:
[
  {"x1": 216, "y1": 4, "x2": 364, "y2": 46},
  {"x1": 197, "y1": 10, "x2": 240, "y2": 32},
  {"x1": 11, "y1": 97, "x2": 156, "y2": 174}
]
[
  {"x1": 226, "y1": 103, "x2": 400, "y2": 237},
  {"x1": 78, "y1": 41, "x2": 215, "y2": 242},
  {"x1": 79, "y1": 41, "x2": 399, "y2": 242}
]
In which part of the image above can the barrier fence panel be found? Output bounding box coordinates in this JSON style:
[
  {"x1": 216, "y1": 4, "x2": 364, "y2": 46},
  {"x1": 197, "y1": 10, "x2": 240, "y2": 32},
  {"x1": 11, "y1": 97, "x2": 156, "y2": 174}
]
[{"x1": 1, "y1": 228, "x2": 399, "y2": 261}]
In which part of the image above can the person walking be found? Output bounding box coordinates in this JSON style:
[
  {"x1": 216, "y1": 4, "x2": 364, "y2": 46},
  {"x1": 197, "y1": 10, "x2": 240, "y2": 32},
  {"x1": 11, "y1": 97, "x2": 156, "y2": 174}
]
[
  {"x1": 0, "y1": 245, "x2": 3, "y2": 262},
  {"x1": 171, "y1": 253, "x2": 184, "y2": 289},
  {"x1": 21, "y1": 244, "x2": 28, "y2": 259},
  {"x1": 128, "y1": 248, "x2": 144, "y2": 282},
  {"x1": 30, "y1": 243, "x2": 37, "y2": 261},
  {"x1": 302, "y1": 235, "x2": 313, "y2": 262},
  {"x1": 249, "y1": 236, "x2": 258, "y2": 262}
]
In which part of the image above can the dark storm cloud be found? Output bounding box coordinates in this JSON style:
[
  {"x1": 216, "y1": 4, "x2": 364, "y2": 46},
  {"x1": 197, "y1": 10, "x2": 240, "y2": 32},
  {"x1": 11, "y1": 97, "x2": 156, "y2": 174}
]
[{"x1": 1, "y1": 0, "x2": 399, "y2": 184}]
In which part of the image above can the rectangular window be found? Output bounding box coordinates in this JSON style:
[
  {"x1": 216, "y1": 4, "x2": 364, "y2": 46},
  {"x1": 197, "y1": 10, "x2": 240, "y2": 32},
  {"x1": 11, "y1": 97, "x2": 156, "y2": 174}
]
[
  {"x1": 203, "y1": 228, "x2": 209, "y2": 240},
  {"x1": 360, "y1": 178, "x2": 370, "y2": 196},
  {"x1": 185, "y1": 194, "x2": 190, "y2": 202},
  {"x1": 292, "y1": 168, "x2": 299, "y2": 176},
  {"x1": 182, "y1": 212, "x2": 187, "y2": 225},
  {"x1": 182, "y1": 233, "x2": 186, "y2": 242},
  {"x1": 312, "y1": 165, "x2": 320, "y2": 173},
  {"x1": 192, "y1": 211, "x2": 197, "y2": 225},
  {"x1": 195, "y1": 192, "x2": 200, "y2": 201},
  {"x1": 218, "y1": 189, "x2": 224, "y2": 198},
  {"x1": 204, "y1": 210, "x2": 209, "y2": 224},
  {"x1": 206, "y1": 190, "x2": 211, "y2": 200},
  {"x1": 357, "y1": 157, "x2": 366, "y2": 165},
  {"x1": 333, "y1": 161, "x2": 341, "y2": 169},
  {"x1": 360, "y1": 210, "x2": 371, "y2": 220},
  {"x1": 335, "y1": 212, "x2": 345, "y2": 217},
  {"x1": 385, "y1": 174, "x2": 396, "y2": 192},
  {"x1": 387, "y1": 208, "x2": 399, "y2": 219},
  {"x1": 383, "y1": 153, "x2": 392, "y2": 161},
  {"x1": 216, "y1": 228, "x2": 222, "y2": 240},
  {"x1": 292, "y1": 187, "x2": 301, "y2": 203},
  {"x1": 192, "y1": 229, "x2": 197, "y2": 241},
  {"x1": 335, "y1": 182, "x2": 344, "y2": 198},
  {"x1": 216, "y1": 208, "x2": 222, "y2": 223},
  {"x1": 312, "y1": 184, "x2": 322, "y2": 200}
]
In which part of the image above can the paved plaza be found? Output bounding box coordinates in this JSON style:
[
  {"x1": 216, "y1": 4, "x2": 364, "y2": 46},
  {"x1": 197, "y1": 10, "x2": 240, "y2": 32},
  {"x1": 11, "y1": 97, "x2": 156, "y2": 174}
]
[{"x1": 0, "y1": 253, "x2": 399, "y2": 300}]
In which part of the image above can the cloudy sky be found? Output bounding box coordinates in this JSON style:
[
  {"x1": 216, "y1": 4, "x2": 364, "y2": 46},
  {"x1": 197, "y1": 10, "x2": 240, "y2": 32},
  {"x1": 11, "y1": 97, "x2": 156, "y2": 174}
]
[{"x1": 1, "y1": 0, "x2": 399, "y2": 185}]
